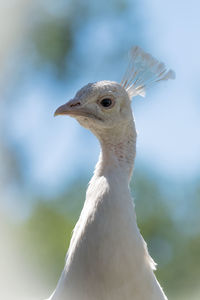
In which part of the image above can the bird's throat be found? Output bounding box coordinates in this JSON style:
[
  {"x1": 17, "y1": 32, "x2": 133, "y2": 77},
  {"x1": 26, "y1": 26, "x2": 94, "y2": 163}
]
[{"x1": 94, "y1": 120, "x2": 137, "y2": 181}]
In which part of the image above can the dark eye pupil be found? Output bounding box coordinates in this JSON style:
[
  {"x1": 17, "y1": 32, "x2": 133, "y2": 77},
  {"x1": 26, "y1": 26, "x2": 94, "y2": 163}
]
[{"x1": 100, "y1": 98, "x2": 112, "y2": 107}]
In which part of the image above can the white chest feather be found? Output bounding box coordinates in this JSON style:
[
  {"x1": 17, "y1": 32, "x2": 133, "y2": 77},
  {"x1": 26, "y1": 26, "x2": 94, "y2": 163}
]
[{"x1": 51, "y1": 170, "x2": 167, "y2": 300}]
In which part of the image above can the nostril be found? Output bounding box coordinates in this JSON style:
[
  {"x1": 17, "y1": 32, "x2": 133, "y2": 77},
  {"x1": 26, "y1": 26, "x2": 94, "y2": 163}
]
[{"x1": 70, "y1": 102, "x2": 81, "y2": 107}]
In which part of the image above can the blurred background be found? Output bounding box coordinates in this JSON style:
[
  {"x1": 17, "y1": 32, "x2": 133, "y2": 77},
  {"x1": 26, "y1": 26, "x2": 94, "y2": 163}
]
[{"x1": 0, "y1": 0, "x2": 200, "y2": 299}]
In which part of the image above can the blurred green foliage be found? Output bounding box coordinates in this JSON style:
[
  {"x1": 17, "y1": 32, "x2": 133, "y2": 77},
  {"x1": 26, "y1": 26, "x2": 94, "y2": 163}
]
[{"x1": 31, "y1": 19, "x2": 73, "y2": 76}]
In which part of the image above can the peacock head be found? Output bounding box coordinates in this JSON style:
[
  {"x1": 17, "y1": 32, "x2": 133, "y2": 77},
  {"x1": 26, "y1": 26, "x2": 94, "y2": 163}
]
[
  {"x1": 54, "y1": 46, "x2": 175, "y2": 135},
  {"x1": 54, "y1": 80, "x2": 133, "y2": 131}
]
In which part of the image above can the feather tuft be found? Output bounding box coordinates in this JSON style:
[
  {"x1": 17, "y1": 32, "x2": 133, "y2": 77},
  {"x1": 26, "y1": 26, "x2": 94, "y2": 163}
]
[{"x1": 121, "y1": 46, "x2": 175, "y2": 99}]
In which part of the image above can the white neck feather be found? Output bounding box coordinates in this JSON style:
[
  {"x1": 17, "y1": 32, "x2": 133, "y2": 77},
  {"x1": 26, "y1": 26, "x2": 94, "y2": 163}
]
[{"x1": 93, "y1": 119, "x2": 137, "y2": 182}]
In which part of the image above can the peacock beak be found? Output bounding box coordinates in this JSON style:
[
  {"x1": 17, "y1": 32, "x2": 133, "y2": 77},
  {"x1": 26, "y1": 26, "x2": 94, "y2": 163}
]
[
  {"x1": 54, "y1": 99, "x2": 81, "y2": 117},
  {"x1": 54, "y1": 99, "x2": 102, "y2": 121}
]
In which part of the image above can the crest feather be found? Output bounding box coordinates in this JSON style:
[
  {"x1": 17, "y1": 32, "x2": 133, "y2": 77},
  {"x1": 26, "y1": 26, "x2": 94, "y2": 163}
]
[{"x1": 121, "y1": 46, "x2": 175, "y2": 99}]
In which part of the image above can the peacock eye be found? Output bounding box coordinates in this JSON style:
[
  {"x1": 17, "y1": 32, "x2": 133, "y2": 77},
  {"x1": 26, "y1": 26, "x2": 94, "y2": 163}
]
[{"x1": 99, "y1": 98, "x2": 113, "y2": 108}]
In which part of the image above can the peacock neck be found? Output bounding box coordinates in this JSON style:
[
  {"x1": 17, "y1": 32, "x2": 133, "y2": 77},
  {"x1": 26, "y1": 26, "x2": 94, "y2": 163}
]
[{"x1": 94, "y1": 119, "x2": 137, "y2": 182}]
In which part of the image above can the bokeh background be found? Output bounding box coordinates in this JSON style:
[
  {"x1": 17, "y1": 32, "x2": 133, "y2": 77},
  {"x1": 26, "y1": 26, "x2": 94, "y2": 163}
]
[{"x1": 0, "y1": 1, "x2": 200, "y2": 299}]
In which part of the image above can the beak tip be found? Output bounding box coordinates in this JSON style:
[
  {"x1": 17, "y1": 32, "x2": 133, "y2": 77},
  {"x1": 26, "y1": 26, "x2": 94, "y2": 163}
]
[
  {"x1": 54, "y1": 103, "x2": 70, "y2": 117},
  {"x1": 54, "y1": 106, "x2": 63, "y2": 117}
]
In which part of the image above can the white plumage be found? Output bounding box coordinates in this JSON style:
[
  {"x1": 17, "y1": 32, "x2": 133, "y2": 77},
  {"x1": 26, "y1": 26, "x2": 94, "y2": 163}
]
[{"x1": 50, "y1": 46, "x2": 175, "y2": 300}]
